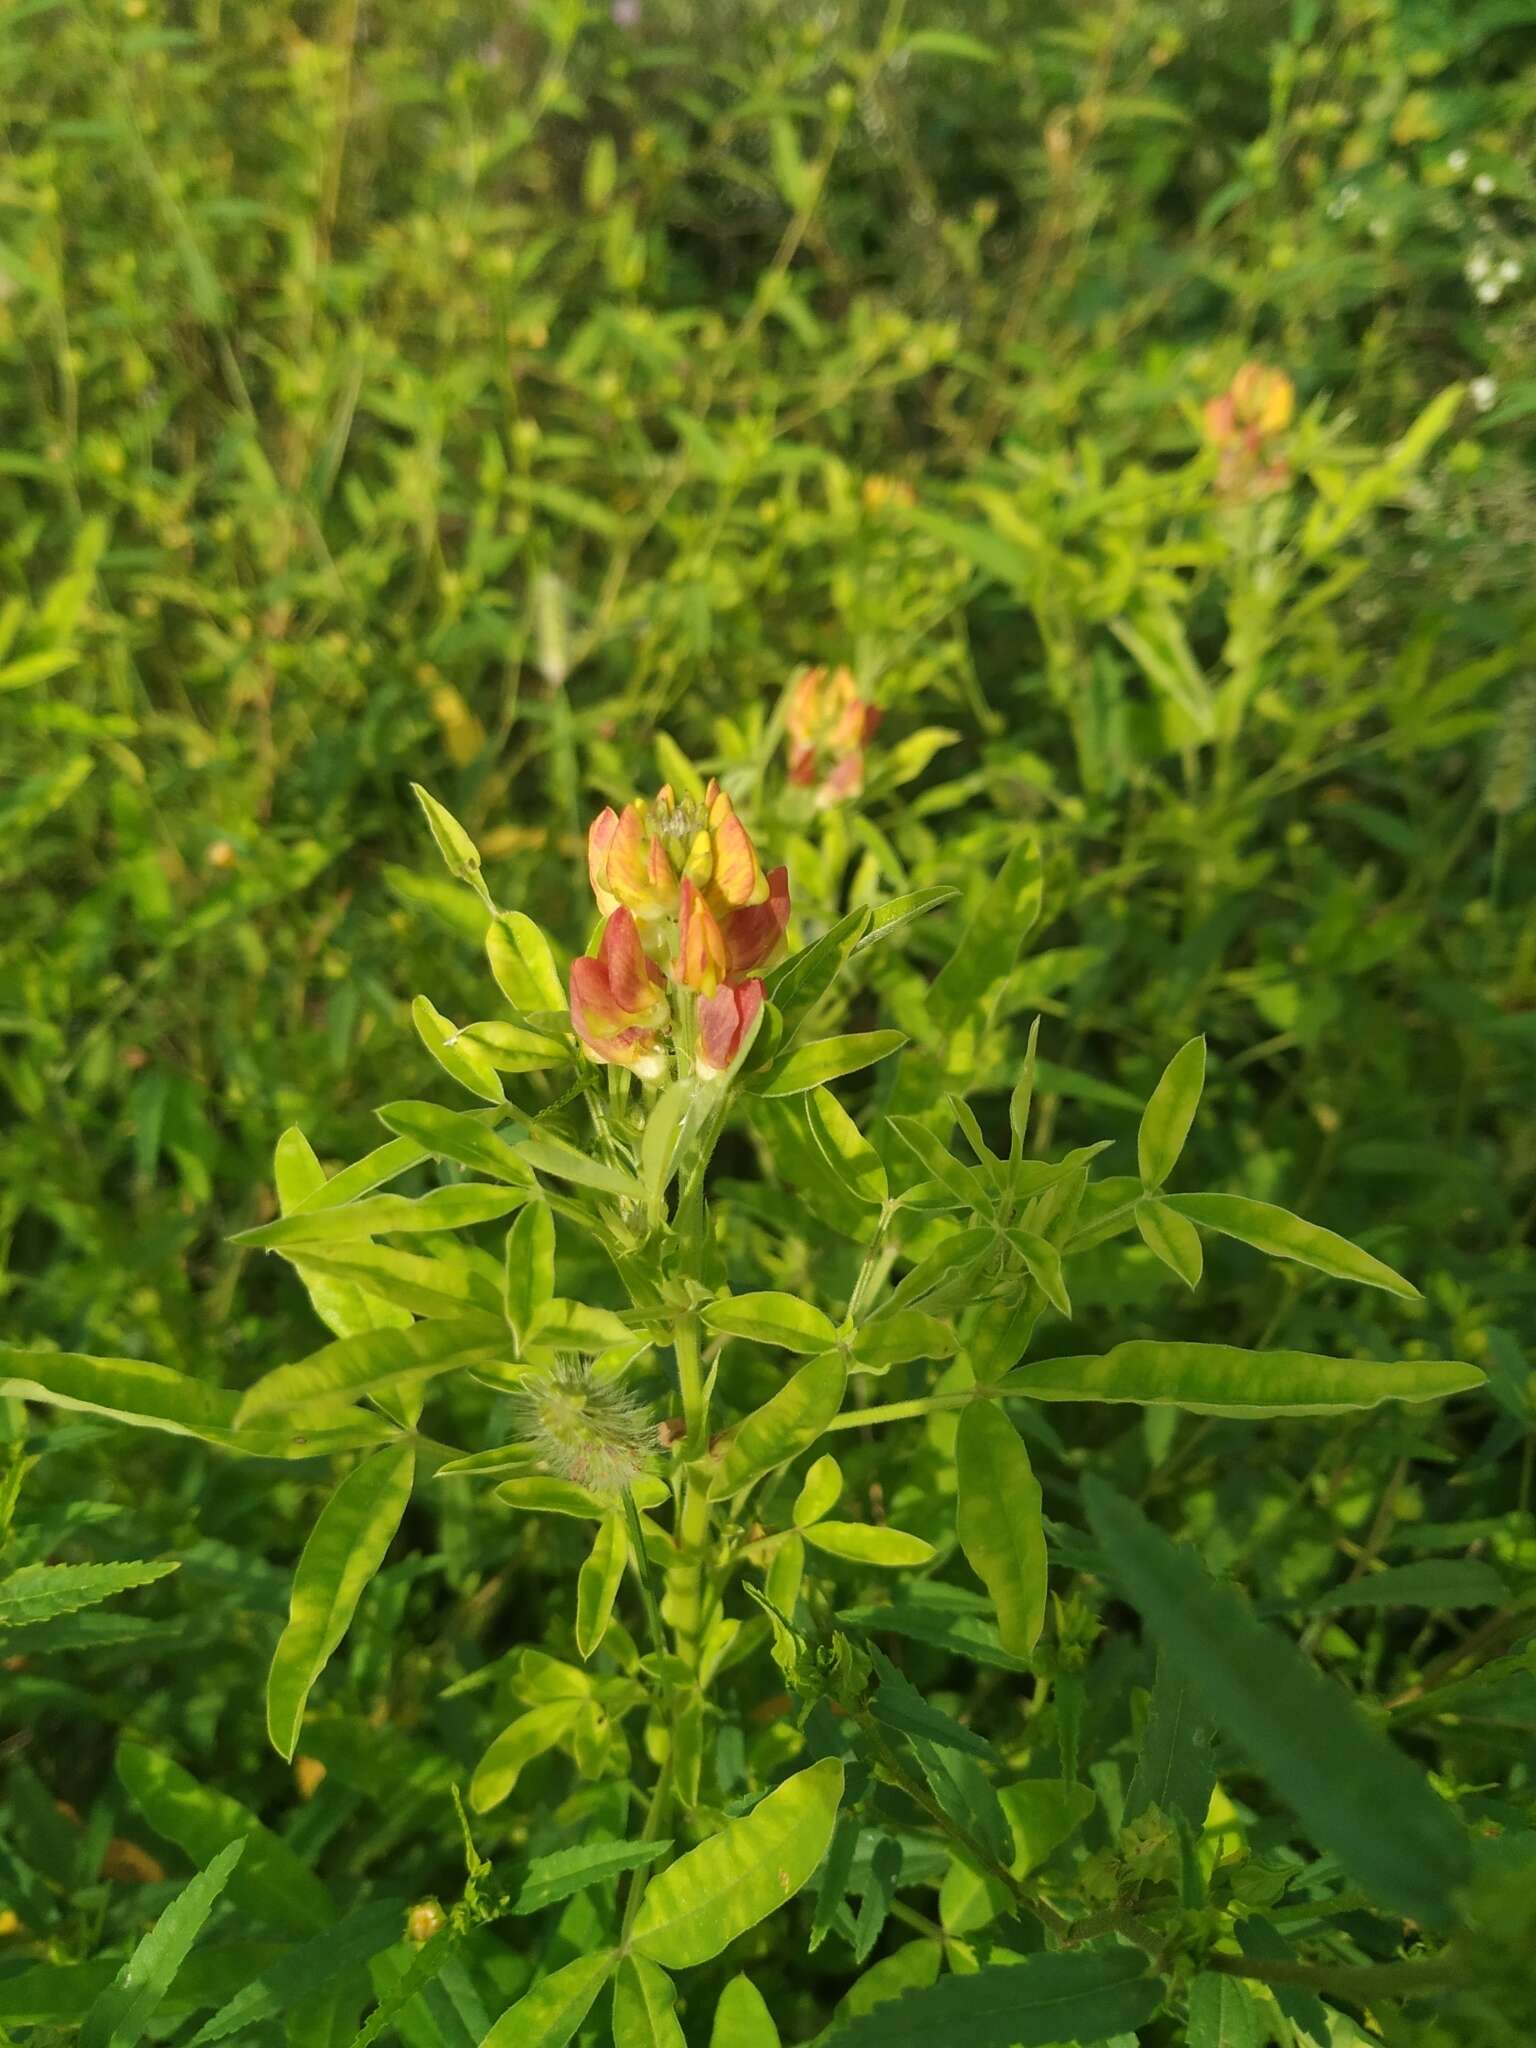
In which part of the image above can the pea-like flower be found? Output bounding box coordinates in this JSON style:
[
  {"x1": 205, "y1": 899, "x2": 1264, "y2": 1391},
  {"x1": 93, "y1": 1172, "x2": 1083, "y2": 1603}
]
[
  {"x1": 697, "y1": 980, "x2": 765, "y2": 1082},
  {"x1": 588, "y1": 781, "x2": 769, "y2": 926},
  {"x1": 786, "y1": 664, "x2": 881, "y2": 805},
  {"x1": 568, "y1": 907, "x2": 670, "y2": 1079},
  {"x1": 1202, "y1": 363, "x2": 1295, "y2": 501}
]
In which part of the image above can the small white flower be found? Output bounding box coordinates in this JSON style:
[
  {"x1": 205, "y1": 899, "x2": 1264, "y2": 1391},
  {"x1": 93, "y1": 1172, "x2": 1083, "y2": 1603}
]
[
  {"x1": 1467, "y1": 249, "x2": 1492, "y2": 282},
  {"x1": 1474, "y1": 172, "x2": 1496, "y2": 196},
  {"x1": 1477, "y1": 280, "x2": 1503, "y2": 305},
  {"x1": 1499, "y1": 258, "x2": 1522, "y2": 283},
  {"x1": 1447, "y1": 149, "x2": 1469, "y2": 173},
  {"x1": 1470, "y1": 376, "x2": 1498, "y2": 412}
]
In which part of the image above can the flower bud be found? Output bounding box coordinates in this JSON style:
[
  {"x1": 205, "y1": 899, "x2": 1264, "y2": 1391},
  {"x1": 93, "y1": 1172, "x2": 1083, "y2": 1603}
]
[
  {"x1": 1202, "y1": 362, "x2": 1295, "y2": 501},
  {"x1": 569, "y1": 908, "x2": 669, "y2": 1077},
  {"x1": 785, "y1": 665, "x2": 881, "y2": 806},
  {"x1": 697, "y1": 979, "x2": 765, "y2": 1081}
]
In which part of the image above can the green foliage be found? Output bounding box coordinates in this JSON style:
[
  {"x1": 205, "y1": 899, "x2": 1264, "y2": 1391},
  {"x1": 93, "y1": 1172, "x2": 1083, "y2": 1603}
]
[{"x1": 3, "y1": 0, "x2": 1535, "y2": 2041}]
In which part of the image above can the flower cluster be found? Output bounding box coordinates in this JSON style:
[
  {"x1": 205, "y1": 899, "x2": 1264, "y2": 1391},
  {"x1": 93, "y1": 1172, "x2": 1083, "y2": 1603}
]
[
  {"x1": 570, "y1": 783, "x2": 790, "y2": 1082},
  {"x1": 1202, "y1": 362, "x2": 1295, "y2": 502},
  {"x1": 786, "y1": 664, "x2": 881, "y2": 806}
]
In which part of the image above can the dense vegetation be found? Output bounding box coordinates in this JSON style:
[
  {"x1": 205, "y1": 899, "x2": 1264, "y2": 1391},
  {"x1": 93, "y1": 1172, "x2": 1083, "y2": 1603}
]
[{"x1": 1, "y1": 1, "x2": 1533, "y2": 2043}]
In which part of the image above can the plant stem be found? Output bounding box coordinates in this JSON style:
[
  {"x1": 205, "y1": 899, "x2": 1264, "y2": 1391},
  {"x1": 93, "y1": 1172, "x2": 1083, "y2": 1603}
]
[
  {"x1": 1205, "y1": 1951, "x2": 1460, "y2": 1999},
  {"x1": 618, "y1": 1756, "x2": 674, "y2": 1947},
  {"x1": 621, "y1": 1487, "x2": 666, "y2": 1662},
  {"x1": 824, "y1": 1389, "x2": 981, "y2": 1433}
]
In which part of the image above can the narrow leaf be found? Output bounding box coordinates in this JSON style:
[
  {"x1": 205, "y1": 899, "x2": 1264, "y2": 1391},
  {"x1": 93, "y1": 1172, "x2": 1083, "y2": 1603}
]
[
  {"x1": 1082, "y1": 1477, "x2": 1471, "y2": 1926},
  {"x1": 823, "y1": 1946, "x2": 1160, "y2": 2046},
  {"x1": 955, "y1": 1402, "x2": 1047, "y2": 1657},
  {"x1": 79, "y1": 1837, "x2": 246, "y2": 2048},
  {"x1": 481, "y1": 1951, "x2": 617, "y2": 2048},
  {"x1": 266, "y1": 1444, "x2": 415, "y2": 1759},
  {"x1": 1138, "y1": 1036, "x2": 1206, "y2": 1189},
  {"x1": 1168, "y1": 1192, "x2": 1420, "y2": 1299},
  {"x1": 1005, "y1": 1341, "x2": 1482, "y2": 1416}
]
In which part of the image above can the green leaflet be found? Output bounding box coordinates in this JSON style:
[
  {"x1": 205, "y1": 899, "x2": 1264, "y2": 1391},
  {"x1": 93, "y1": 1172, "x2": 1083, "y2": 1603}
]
[
  {"x1": 575, "y1": 1511, "x2": 628, "y2": 1659},
  {"x1": 1295, "y1": 1558, "x2": 1507, "y2": 1616},
  {"x1": 801, "y1": 1521, "x2": 934, "y2": 1567},
  {"x1": 709, "y1": 1974, "x2": 781, "y2": 2048},
  {"x1": 792, "y1": 1453, "x2": 842, "y2": 1526},
  {"x1": 232, "y1": 1182, "x2": 527, "y2": 1250},
  {"x1": 1082, "y1": 1477, "x2": 1472, "y2": 1927},
  {"x1": 504, "y1": 1198, "x2": 556, "y2": 1346},
  {"x1": 710, "y1": 1351, "x2": 848, "y2": 1499},
  {"x1": 0, "y1": 1559, "x2": 178, "y2": 1630},
  {"x1": 0, "y1": 1347, "x2": 239, "y2": 1441},
  {"x1": 702, "y1": 1291, "x2": 839, "y2": 1353},
  {"x1": 115, "y1": 1742, "x2": 335, "y2": 1935},
  {"x1": 851, "y1": 884, "x2": 961, "y2": 951},
  {"x1": 78, "y1": 1837, "x2": 246, "y2": 2048},
  {"x1": 375, "y1": 1100, "x2": 535, "y2": 1184},
  {"x1": 470, "y1": 1700, "x2": 584, "y2": 1813},
  {"x1": 755, "y1": 1031, "x2": 907, "y2": 1097},
  {"x1": 266, "y1": 1443, "x2": 415, "y2": 1759},
  {"x1": 1137, "y1": 1035, "x2": 1206, "y2": 1189},
  {"x1": 1167, "y1": 1191, "x2": 1419, "y2": 1298},
  {"x1": 612, "y1": 1956, "x2": 685, "y2": 2048},
  {"x1": 1185, "y1": 1971, "x2": 1266, "y2": 2048},
  {"x1": 486, "y1": 910, "x2": 567, "y2": 1015},
  {"x1": 236, "y1": 1314, "x2": 507, "y2": 1422},
  {"x1": 412, "y1": 993, "x2": 506, "y2": 1103},
  {"x1": 955, "y1": 1402, "x2": 1047, "y2": 1657},
  {"x1": 515, "y1": 1131, "x2": 645, "y2": 1201},
  {"x1": 412, "y1": 780, "x2": 483, "y2": 882},
  {"x1": 1136, "y1": 1197, "x2": 1204, "y2": 1288},
  {"x1": 927, "y1": 835, "x2": 1043, "y2": 1029},
  {"x1": 274, "y1": 1127, "x2": 413, "y2": 1345},
  {"x1": 480, "y1": 1950, "x2": 618, "y2": 2048},
  {"x1": 1004, "y1": 1340, "x2": 1483, "y2": 1416},
  {"x1": 630, "y1": 1758, "x2": 845, "y2": 1968},
  {"x1": 823, "y1": 1946, "x2": 1160, "y2": 2046}
]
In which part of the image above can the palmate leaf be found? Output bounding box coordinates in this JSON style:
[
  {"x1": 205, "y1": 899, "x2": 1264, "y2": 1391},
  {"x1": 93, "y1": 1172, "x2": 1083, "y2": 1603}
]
[
  {"x1": 1083, "y1": 1478, "x2": 1472, "y2": 1927},
  {"x1": 824, "y1": 1945, "x2": 1161, "y2": 2046}
]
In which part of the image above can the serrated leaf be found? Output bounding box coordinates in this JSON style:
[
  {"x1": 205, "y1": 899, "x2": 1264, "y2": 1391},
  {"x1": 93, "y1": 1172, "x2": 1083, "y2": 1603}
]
[
  {"x1": 1186, "y1": 1971, "x2": 1266, "y2": 2048},
  {"x1": 189, "y1": 1898, "x2": 403, "y2": 2045},
  {"x1": 1082, "y1": 1477, "x2": 1471, "y2": 1926},
  {"x1": 1125, "y1": 1651, "x2": 1216, "y2": 1832},
  {"x1": 0, "y1": 1559, "x2": 178, "y2": 1630},
  {"x1": 868, "y1": 1645, "x2": 996, "y2": 1760},
  {"x1": 1298, "y1": 1558, "x2": 1507, "y2": 1616},
  {"x1": 79, "y1": 1837, "x2": 245, "y2": 2048},
  {"x1": 507, "y1": 1837, "x2": 671, "y2": 1916},
  {"x1": 266, "y1": 1444, "x2": 415, "y2": 1759},
  {"x1": 1168, "y1": 1192, "x2": 1419, "y2": 1299},
  {"x1": 631, "y1": 1758, "x2": 845, "y2": 1968},
  {"x1": 823, "y1": 1945, "x2": 1160, "y2": 2046},
  {"x1": 115, "y1": 1743, "x2": 334, "y2": 1935},
  {"x1": 1004, "y1": 1341, "x2": 1482, "y2": 1416},
  {"x1": 955, "y1": 1403, "x2": 1047, "y2": 1658}
]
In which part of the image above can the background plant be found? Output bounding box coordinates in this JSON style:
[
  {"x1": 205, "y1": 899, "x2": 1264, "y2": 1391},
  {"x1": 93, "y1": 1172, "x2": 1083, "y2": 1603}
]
[{"x1": 1, "y1": 0, "x2": 1534, "y2": 2042}]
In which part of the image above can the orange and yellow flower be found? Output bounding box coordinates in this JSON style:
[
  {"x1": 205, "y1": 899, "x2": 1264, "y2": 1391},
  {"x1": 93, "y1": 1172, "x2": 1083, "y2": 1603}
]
[
  {"x1": 697, "y1": 980, "x2": 765, "y2": 1081},
  {"x1": 573, "y1": 787, "x2": 790, "y2": 1081},
  {"x1": 568, "y1": 907, "x2": 670, "y2": 1078},
  {"x1": 786, "y1": 664, "x2": 881, "y2": 806},
  {"x1": 587, "y1": 781, "x2": 769, "y2": 926},
  {"x1": 1202, "y1": 363, "x2": 1295, "y2": 501}
]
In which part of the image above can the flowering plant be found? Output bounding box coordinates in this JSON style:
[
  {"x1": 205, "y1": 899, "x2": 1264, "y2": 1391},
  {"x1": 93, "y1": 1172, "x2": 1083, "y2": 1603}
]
[{"x1": 7, "y1": 778, "x2": 1486, "y2": 2042}]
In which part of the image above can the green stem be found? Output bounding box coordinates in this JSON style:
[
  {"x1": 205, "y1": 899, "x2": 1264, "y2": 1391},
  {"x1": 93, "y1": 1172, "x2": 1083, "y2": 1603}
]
[
  {"x1": 854, "y1": 1710, "x2": 1073, "y2": 1941},
  {"x1": 621, "y1": 1487, "x2": 666, "y2": 1662},
  {"x1": 618, "y1": 1757, "x2": 674, "y2": 1947},
  {"x1": 1205, "y1": 1951, "x2": 1460, "y2": 1999}
]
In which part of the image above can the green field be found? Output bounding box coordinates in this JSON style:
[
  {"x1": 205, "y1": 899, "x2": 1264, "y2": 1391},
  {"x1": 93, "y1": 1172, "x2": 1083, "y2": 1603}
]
[{"x1": 2, "y1": 2, "x2": 1533, "y2": 2043}]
